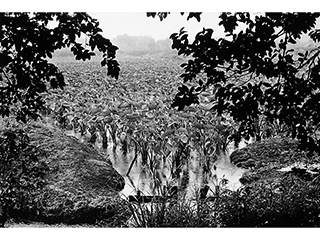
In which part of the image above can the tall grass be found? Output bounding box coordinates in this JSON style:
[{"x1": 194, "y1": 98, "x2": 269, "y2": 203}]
[
  {"x1": 127, "y1": 196, "x2": 218, "y2": 227},
  {"x1": 217, "y1": 174, "x2": 320, "y2": 227},
  {"x1": 125, "y1": 173, "x2": 320, "y2": 227}
]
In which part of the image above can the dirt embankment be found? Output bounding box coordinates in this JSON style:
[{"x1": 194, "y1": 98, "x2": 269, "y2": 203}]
[
  {"x1": 25, "y1": 121, "x2": 125, "y2": 194},
  {"x1": 1, "y1": 119, "x2": 130, "y2": 226},
  {"x1": 230, "y1": 137, "x2": 320, "y2": 185}
]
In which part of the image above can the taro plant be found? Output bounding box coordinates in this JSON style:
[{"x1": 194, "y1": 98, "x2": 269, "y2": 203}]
[
  {"x1": 108, "y1": 122, "x2": 118, "y2": 149},
  {"x1": 171, "y1": 136, "x2": 191, "y2": 179}
]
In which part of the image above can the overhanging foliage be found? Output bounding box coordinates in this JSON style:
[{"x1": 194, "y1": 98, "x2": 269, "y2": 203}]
[
  {"x1": 148, "y1": 12, "x2": 320, "y2": 153},
  {"x1": 0, "y1": 12, "x2": 119, "y2": 123}
]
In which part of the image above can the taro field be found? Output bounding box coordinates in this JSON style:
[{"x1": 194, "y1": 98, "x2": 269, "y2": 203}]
[{"x1": 45, "y1": 54, "x2": 246, "y2": 200}]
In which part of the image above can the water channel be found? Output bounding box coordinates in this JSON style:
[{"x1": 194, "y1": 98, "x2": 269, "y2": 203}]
[
  {"x1": 65, "y1": 129, "x2": 249, "y2": 200},
  {"x1": 107, "y1": 140, "x2": 248, "y2": 199}
]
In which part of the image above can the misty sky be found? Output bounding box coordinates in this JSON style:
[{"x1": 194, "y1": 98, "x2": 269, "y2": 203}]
[
  {"x1": 3, "y1": 0, "x2": 319, "y2": 42},
  {"x1": 89, "y1": 12, "x2": 225, "y2": 41},
  {"x1": 88, "y1": 12, "x2": 320, "y2": 43}
]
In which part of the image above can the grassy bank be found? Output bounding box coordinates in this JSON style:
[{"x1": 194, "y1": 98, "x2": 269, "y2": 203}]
[
  {"x1": 123, "y1": 137, "x2": 320, "y2": 227},
  {"x1": 3, "y1": 131, "x2": 320, "y2": 227},
  {"x1": 2, "y1": 54, "x2": 320, "y2": 227},
  {"x1": 0, "y1": 117, "x2": 130, "y2": 227}
]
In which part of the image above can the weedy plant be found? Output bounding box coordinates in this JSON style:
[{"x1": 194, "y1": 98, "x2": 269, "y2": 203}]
[
  {"x1": 127, "y1": 191, "x2": 218, "y2": 227},
  {"x1": 126, "y1": 176, "x2": 234, "y2": 228},
  {"x1": 216, "y1": 174, "x2": 320, "y2": 227},
  {"x1": 34, "y1": 191, "x2": 131, "y2": 227},
  {"x1": 0, "y1": 127, "x2": 49, "y2": 227}
]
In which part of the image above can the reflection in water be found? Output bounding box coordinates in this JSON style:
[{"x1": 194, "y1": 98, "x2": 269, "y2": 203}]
[
  {"x1": 65, "y1": 129, "x2": 248, "y2": 199},
  {"x1": 106, "y1": 141, "x2": 247, "y2": 199}
]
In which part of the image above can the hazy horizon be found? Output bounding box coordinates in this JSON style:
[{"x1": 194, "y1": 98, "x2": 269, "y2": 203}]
[
  {"x1": 89, "y1": 12, "x2": 224, "y2": 41},
  {"x1": 88, "y1": 12, "x2": 320, "y2": 43}
]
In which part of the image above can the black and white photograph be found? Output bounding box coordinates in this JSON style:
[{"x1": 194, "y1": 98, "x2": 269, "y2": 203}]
[{"x1": 1, "y1": 2, "x2": 320, "y2": 236}]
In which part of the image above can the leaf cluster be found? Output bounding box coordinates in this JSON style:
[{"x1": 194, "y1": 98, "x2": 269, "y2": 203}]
[
  {"x1": 0, "y1": 12, "x2": 119, "y2": 122},
  {"x1": 218, "y1": 175, "x2": 320, "y2": 227},
  {"x1": 43, "y1": 58, "x2": 236, "y2": 189},
  {"x1": 0, "y1": 128, "x2": 49, "y2": 225},
  {"x1": 154, "y1": 12, "x2": 320, "y2": 153}
]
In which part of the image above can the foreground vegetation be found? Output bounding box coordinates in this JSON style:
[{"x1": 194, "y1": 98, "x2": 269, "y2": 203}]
[
  {"x1": 0, "y1": 117, "x2": 130, "y2": 227},
  {"x1": 2, "y1": 12, "x2": 320, "y2": 227},
  {"x1": 1, "y1": 55, "x2": 320, "y2": 227}
]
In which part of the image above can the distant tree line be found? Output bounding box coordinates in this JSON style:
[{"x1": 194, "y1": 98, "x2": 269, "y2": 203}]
[
  {"x1": 112, "y1": 34, "x2": 174, "y2": 56},
  {"x1": 52, "y1": 34, "x2": 175, "y2": 58}
]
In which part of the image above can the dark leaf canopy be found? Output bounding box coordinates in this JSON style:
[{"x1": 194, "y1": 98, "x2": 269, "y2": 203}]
[
  {"x1": 0, "y1": 12, "x2": 119, "y2": 122},
  {"x1": 153, "y1": 12, "x2": 320, "y2": 153}
]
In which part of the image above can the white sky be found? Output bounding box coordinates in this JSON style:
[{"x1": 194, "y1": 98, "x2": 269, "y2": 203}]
[
  {"x1": 89, "y1": 12, "x2": 224, "y2": 41},
  {"x1": 3, "y1": 1, "x2": 320, "y2": 42},
  {"x1": 90, "y1": 11, "x2": 320, "y2": 42}
]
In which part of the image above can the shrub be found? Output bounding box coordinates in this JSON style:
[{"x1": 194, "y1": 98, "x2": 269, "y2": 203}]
[
  {"x1": 217, "y1": 175, "x2": 320, "y2": 227},
  {"x1": 127, "y1": 194, "x2": 218, "y2": 227},
  {"x1": 0, "y1": 128, "x2": 49, "y2": 226},
  {"x1": 31, "y1": 189, "x2": 131, "y2": 227}
]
